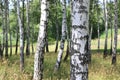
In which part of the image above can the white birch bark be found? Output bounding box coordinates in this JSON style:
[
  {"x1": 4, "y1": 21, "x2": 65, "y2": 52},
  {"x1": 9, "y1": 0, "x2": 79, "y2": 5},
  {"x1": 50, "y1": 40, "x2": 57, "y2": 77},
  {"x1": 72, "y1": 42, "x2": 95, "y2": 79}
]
[
  {"x1": 26, "y1": 0, "x2": 30, "y2": 56},
  {"x1": 45, "y1": 1, "x2": 49, "y2": 52},
  {"x1": 5, "y1": 0, "x2": 8, "y2": 58},
  {"x1": 103, "y1": 0, "x2": 108, "y2": 58},
  {"x1": 88, "y1": 24, "x2": 93, "y2": 63},
  {"x1": 14, "y1": 1, "x2": 19, "y2": 55},
  {"x1": 55, "y1": 0, "x2": 59, "y2": 53},
  {"x1": 33, "y1": 0, "x2": 47, "y2": 79},
  {"x1": 70, "y1": 0, "x2": 90, "y2": 80},
  {"x1": 54, "y1": 0, "x2": 67, "y2": 71},
  {"x1": 0, "y1": 2, "x2": 5, "y2": 57},
  {"x1": 112, "y1": 0, "x2": 118, "y2": 64},
  {"x1": 7, "y1": 3, "x2": 12, "y2": 56},
  {"x1": 17, "y1": 0, "x2": 24, "y2": 71},
  {"x1": 97, "y1": 2, "x2": 100, "y2": 53}
]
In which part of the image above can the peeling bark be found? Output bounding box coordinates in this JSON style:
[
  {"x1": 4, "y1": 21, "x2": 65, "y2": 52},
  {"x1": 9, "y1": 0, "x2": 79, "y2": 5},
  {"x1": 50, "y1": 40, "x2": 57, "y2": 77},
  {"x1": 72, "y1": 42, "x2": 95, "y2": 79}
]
[
  {"x1": 54, "y1": 0, "x2": 67, "y2": 71},
  {"x1": 33, "y1": 0, "x2": 48, "y2": 79},
  {"x1": 70, "y1": 0, "x2": 90, "y2": 80},
  {"x1": 17, "y1": 0, "x2": 24, "y2": 71}
]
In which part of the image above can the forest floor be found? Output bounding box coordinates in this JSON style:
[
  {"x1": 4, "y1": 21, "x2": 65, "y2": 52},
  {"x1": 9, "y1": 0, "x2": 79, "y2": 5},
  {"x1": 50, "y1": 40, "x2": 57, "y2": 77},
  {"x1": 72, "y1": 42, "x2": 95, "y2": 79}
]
[
  {"x1": 0, "y1": 41, "x2": 120, "y2": 80},
  {"x1": 1, "y1": 30, "x2": 120, "y2": 80}
]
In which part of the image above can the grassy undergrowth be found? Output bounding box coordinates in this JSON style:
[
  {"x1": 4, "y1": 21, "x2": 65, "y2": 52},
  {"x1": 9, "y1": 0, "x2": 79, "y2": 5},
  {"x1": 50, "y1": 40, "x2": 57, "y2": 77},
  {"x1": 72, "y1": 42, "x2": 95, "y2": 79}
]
[
  {"x1": 0, "y1": 50, "x2": 120, "y2": 80},
  {"x1": 1, "y1": 32, "x2": 120, "y2": 80}
]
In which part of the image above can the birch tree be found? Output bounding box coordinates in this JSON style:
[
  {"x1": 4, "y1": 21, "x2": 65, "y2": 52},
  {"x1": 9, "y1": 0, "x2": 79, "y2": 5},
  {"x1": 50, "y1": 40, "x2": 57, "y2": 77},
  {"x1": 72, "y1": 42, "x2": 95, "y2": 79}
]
[
  {"x1": 88, "y1": 24, "x2": 93, "y2": 63},
  {"x1": 103, "y1": 0, "x2": 108, "y2": 58},
  {"x1": 97, "y1": 1, "x2": 100, "y2": 53},
  {"x1": 0, "y1": 41, "x2": 2, "y2": 59},
  {"x1": 15, "y1": 21, "x2": 19, "y2": 55},
  {"x1": 112, "y1": 0, "x2": 118, "y2": 64},
  {"x1": 0, "y1": 1, "x2": 5, "y2": 57},
  {"x1": 64, "y1": 0, "x2": 71, "y2": 61},
  {"x1": 12, "y1": 0, "x2": 19, "y2": 55},
  {"x1": 26, "y1": 0, "x2": 30, "y2": 56},
  {"x1": 8, "y1": 4, "x2": 12, "y2": 56},
  {"x1": 5, "y1": 0, "x2": 8, "y2": 58},
  {"x1": 108, "y1": 0, "x2": 113, "y2": 55},
  {"x1": 54, "y1": 0, "x2": 67, "y2": 71},
  {"x1": 54, "y1": 0, "x2": 59, "y2": 53},
  {"x1": 0, "y1": 7, "x2": 3, "y2": 57},
  {"x1": 17, "y1": 0, "x2": 24, "y2": 71},
  {"x1": 45, "y1": 1, "x2": 49, "y2": 53},
  {"x1": 70, "y1": 0, "x2": 90, "y2": 79},
  {"x1": 33, "y1": 0, "x2": 48, "y2": 79},
  {"x1": 22, "y1": 0, "x2": 25, "y2": 51},
  {"x1": 88, "y1": 0, "x2": 94, "y2": 63},
  {"x1": 30, "y1": 1, "x2": 34, "y2": 54}
]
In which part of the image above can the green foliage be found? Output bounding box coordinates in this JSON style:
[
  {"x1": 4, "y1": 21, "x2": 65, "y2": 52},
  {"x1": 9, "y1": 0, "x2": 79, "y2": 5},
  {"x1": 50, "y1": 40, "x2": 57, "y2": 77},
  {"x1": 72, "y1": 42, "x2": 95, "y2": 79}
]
[{"x1": 89, "y1": 0, "x2": 104, "y2": 39}]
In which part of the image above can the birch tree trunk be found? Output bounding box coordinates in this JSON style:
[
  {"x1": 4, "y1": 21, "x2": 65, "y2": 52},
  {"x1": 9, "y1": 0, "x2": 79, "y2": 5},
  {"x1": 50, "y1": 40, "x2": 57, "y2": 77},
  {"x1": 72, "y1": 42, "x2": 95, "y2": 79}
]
[
  {"x1": 26, "y1": 0, "x2": 30, "y2": 56},
  {"x1": 17, "y1": 0, "x2": 24, "y2": 71},
  {"x1": 70, "y1": 0, "x2": 90, "y2": 80},
  {"x1": 30, "y1": 1, "x2": 34, "y2": 54},
  {"x1": 88, "y1": 25, "x2": 93, "y2": 63},
  {"x1": 13, "y1": 0, "x2": 19, "y2": 55},
  {"x1": 103, "y1": 0, "x2": 108, "y2": 58},
  {"x1": 22, "y1": 0, "x2": 25, "y2": 52},
  {"x1": 97, "y1": 22, "x2": 100, "y2": 52},
  {"x1": 112, "y1": 0, "x2": 118, "y2": 64},
  {"x1": 15, "y1": 24, "x2": 19, "y2": 55},
  {"x1": 45, "y1": 37, "x2": 49, "y2": 52},
  {"x1": 54, "y1": 0, "x2": 67, "y2": 71},
  {"x1": 33, "y1": 0, "x2": 48, "y2": 79},
  {"x1": 0, "y1": 41, "x2": 2, "y2": 59},
  {"x1": 97, "y1": 2, "x2": 100, "y2": 53},
  {"x1": 55, "y1": 0, "x2": 59, "y2": 53},
  {"x1": 64, "y1": 0, "x2": 71, "y2": 61},
  {"x1": 109, "y1": 0, "x2": 113, "y2": 55},
  {"x1": 5, "y1": 0, "x2": 8, "y2": 58},
  {"x1": 110, "y1": 20, "x2": 113, "y2": 55},
  {"x1": 31, "y1": 23, "x2": 34, "y2": 54},
  {"x1": 45, "y1": 1, "x2": 49, "y2": 53},
  {"x1": 64, "y1": 20, "x2": 70, "y2": 61},
  {"x1": 6, "y1": 2, "x2": 12, "y2": 56},
  {"x1": 0, "y1": 2, "x2": 5, "y2": 57},
  {"x1": 8, "y1": 7, "x2": 12, "y2": 56},
  {"x1": 88, "y1": 0, "x2": 94, "y2": 63},
  {"x1": 45, "y1": 7, "x2": 49, "y2": 53},
  {"x1": 10, "y1": 34, "x2": 12, "y2": 56}
]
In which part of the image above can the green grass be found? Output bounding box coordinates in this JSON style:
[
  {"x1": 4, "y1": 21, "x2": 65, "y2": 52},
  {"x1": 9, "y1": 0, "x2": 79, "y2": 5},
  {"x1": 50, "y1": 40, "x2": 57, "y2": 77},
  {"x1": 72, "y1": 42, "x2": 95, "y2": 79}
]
[
  {"x1": 1, "y1": 50, "x2": 120, "y2": 80},
  {"x1": 1, "y1": 29, "x2": 120, "y2": 80},
  {"x1": 0, "y1": 41, "x2": 120, "y2": 80}
]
